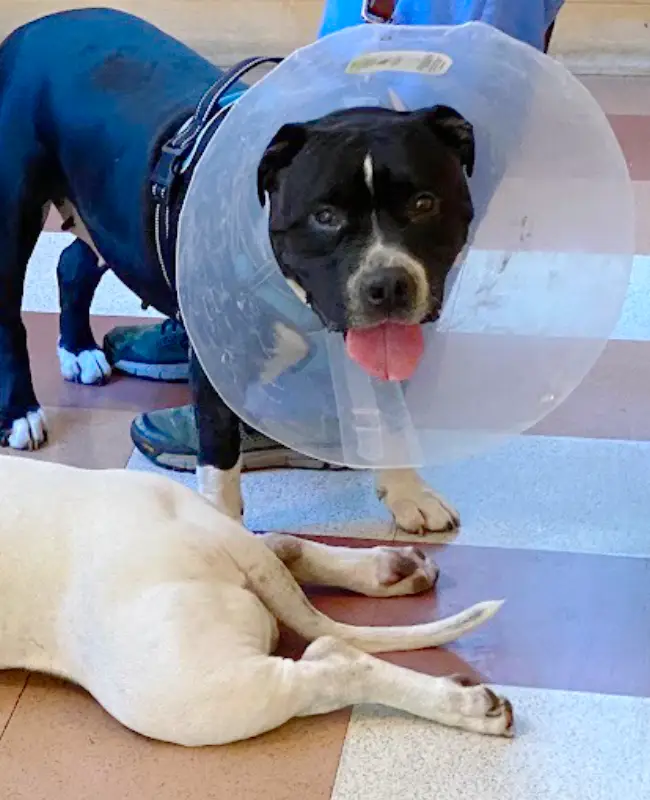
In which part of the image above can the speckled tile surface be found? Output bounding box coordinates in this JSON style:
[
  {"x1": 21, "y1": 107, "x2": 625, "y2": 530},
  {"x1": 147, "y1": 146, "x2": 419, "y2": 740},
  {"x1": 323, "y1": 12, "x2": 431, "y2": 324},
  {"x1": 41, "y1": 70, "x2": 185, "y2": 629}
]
[
  {"x1": 126, "y1": 448, "x2": 398, "y2": 540},
  {"x1": 23, "y1": 233, "x2": 161, "y2": 318},
  {"x1": 130, "y1": 435, "x2": 650, "y2": 556},
  {"x1": 399, "y1": 435, "x2": 650, "y2": 556},
  {"x1": 332, "y1": 687, "x2": 650, "y2": 800}
]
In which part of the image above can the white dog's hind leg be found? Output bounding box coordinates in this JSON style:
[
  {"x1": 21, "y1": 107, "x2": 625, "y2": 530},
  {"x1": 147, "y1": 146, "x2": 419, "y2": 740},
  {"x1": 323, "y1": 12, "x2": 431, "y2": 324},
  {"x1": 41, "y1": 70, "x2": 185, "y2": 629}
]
[
  {"x1": 153, "y1": 637, "x2": 512, "y2": 745},
  {"x1": 262, "y1": 533, "x2": 439, "y2": 597},
  {"x1": 297, "y1": 637, "x2": 513, "y2": 736},
  {"x1": 222, "y1": 638, "x2": 513, "y2": 741},
  {"x1": 224, "y1": 526, "x2": 502, "y2": 654}
]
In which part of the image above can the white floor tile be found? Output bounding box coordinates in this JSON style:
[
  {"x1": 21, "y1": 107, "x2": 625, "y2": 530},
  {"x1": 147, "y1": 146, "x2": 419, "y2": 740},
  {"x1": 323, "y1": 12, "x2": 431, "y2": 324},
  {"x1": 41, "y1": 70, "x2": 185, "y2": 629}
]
[
  {"x1": 333, "y1": 686, "x2": 650, "y2": 800},
  {"x1": 129, "y1": 433, "x2": 650, "y2": 557}
]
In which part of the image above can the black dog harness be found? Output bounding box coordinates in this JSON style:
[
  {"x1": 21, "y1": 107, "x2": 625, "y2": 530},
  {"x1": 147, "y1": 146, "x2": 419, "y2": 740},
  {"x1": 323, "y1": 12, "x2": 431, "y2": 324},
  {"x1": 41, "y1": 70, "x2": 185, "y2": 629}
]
[
  {"x1": 150, "y1": 56, "x2": 283, "y2": 296},
  {"x1": 149, "y1": 4, "x2": 398, "y2": 299},
  {"x1": 149, "y1": 2, "x2": 398, "y2": 299}
]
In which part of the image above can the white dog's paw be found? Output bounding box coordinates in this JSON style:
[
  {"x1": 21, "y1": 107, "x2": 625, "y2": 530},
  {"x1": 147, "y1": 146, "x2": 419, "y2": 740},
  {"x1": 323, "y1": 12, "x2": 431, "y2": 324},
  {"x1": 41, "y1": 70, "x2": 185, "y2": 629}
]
[
  {"x1": 2, "y1": 408, "x2": 48, "y2": 451},
  {"x1": 440, "y1": 675, "x2": 515, "y2": 737},
  {"x1": 366, "y1": 545, "x2": 439, "y2": 597},
  {"x1": 58, "y1": 342, "x2": 112, "y2": 385},
  {"x1": 376, "y1": 469, "x2": 459, "y2": 534}
]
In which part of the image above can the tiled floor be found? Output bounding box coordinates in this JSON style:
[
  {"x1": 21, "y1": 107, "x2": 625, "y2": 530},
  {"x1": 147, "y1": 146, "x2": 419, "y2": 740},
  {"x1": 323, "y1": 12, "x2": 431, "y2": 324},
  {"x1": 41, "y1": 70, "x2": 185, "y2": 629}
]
[{"x1": 2, "y1": 74, "x2": 650, "y2": 799}]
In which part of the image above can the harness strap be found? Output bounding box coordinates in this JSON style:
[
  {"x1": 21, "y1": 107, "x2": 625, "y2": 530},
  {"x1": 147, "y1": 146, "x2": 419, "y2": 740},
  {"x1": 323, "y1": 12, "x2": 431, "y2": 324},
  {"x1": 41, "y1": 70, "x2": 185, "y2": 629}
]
[{"x1": 151, "y1": 56, "x2": 284, "y2": 296}]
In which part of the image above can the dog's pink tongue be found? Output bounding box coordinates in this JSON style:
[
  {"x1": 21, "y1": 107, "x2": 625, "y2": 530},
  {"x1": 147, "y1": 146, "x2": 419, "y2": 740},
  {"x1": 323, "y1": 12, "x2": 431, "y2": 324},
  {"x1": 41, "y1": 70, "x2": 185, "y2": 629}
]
[{"x1": 346, "y1": 323, "x2": 424, "y2": 381}]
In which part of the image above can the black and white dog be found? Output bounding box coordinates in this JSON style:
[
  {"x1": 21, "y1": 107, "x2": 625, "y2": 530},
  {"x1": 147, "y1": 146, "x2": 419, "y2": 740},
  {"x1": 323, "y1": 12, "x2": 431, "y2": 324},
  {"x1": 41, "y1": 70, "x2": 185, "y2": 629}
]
[{"x1": 0, "y1": 8, "x2": 474, "y2": 534}]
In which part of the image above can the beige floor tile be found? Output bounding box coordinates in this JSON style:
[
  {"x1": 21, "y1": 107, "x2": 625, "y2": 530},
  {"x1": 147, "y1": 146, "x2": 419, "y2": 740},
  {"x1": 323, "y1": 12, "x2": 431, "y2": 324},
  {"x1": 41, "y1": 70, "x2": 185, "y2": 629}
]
[
  {"x1": 0, "y1": 1, "x2": 320, "y2": 64},
  {"x1": 9, "y1": 407, "x2": 136, "y2": 469},
  {"x1": 0, "y1": 674, "x2": 350, "y2": 800},
  {"x1": 0, "y1": 673, "x2": 28, "y2": 736}
]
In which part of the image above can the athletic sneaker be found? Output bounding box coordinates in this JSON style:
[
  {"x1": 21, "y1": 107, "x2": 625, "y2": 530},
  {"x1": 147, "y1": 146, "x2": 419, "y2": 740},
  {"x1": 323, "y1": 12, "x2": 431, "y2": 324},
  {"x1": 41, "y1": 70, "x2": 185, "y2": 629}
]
[
  {"x1": 130, "y1": 404, "x2": 343, "y2": 472},
  {"x1": 103, "y1": 319, "x2": 189, "y2": 382}
]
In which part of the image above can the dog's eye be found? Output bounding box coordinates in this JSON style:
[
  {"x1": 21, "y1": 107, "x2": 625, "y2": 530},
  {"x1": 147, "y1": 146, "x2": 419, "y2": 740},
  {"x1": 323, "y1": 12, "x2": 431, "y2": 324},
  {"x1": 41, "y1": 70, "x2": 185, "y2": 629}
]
[
  {"x1": 310, "y1": 206, "x2": 344, "y2": 229},
  {"x1": 408, "y1": 192, "x2": 440, "y2": 220}
]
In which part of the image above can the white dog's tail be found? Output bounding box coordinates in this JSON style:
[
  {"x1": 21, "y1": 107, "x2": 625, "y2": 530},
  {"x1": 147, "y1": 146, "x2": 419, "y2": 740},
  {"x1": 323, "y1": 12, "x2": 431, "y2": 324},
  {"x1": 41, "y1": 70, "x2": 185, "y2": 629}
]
[{"x1": 230, "y1": 531, "x2": 502, "y2": 654}]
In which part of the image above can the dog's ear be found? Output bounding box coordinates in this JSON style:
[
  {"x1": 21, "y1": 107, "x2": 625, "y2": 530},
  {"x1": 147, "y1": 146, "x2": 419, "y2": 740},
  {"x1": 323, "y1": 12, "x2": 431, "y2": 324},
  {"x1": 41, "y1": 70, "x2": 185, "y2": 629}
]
[
  {"x1": 416, "y1": 105, "x2": 475, "y2": 177},
  {"x1": 257, "y1": 123, "x2": 308, "y2": 205}
]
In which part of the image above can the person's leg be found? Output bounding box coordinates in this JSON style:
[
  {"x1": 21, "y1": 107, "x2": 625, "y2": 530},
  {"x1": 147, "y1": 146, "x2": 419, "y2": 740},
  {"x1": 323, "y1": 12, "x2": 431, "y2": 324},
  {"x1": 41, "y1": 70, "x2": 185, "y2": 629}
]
[
  {"x1": 317, "y1": 0, "x2": 369, "y2": 36},
  {"x1": 319, "y1": 0, "x2": 563, "y2": 49},
  {"x1": 131, "y1": 406, "x2": 346, "y2": 472},
  {"x1": 544, "y1": 19, "x2": 556, "y2": 53},
  {"x1": 103, "y1": 318, "x2": 189, "y2": 382}
]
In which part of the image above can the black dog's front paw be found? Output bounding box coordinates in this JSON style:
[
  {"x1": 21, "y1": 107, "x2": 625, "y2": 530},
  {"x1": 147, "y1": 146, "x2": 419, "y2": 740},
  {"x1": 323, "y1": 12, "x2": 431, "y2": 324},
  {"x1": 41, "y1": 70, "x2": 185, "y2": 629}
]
[
  {"x1": 57, "y1": 341, "x2": 112, "y2": 386},
  {"x1": 0, "y1": 407, "x2": 48, "y2": 451}
]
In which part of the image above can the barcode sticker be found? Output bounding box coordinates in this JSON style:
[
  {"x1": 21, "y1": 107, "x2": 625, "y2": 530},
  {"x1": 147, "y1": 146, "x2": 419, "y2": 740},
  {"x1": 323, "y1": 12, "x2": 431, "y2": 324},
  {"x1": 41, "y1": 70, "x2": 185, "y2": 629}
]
[{"x1": 346, "y1": 50, "x2": 452, "y2": 76}]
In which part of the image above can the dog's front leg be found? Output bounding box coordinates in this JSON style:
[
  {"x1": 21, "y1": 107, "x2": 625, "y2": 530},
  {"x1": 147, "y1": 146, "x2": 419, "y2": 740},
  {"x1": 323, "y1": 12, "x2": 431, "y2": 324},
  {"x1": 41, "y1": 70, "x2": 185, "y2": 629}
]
[
  {"x1": 375, "y1": 469, "x2": 459, "y2": 535},
  {"x1": 189, "y1": 350, "x2": 243, "y2": 520}
]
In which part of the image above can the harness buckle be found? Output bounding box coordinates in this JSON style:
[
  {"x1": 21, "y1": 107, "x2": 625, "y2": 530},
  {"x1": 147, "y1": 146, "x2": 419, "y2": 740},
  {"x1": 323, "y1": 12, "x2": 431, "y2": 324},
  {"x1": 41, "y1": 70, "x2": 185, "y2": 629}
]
[
  {"x1": 362, "y1": 0, "x2": 396, "y2": 24},
  {"x1": 151, "y1": 142, "x2": 186, "y2": 203}
]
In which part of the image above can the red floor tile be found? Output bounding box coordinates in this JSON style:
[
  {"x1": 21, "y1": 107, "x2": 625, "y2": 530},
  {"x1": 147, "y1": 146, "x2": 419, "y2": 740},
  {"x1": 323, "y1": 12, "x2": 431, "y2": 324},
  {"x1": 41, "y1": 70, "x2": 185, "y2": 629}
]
[
  {"x1": 22, "y1": 312, "x2": 650, "y2": 442},
  {"x1": 280, "y1": 537, "x2": 650, "y2": 698},
  {"x1": 609, "y1": 114, "x2": 650, "y2": 181},
  {"x1": 529, "y1": 339, "x2": 650, "y2": 441},
  {"x1": 634, "y1": 181, "x2": 650, "y2": 254},
  {"x1": 10, "y1": 407, "x2": 137, "y2": 469},
  {"x1": 25, "y1": 312, "x2": 190, "y2": 412},
  {"x1": 43, "y1": 206, "x2": 62, "y2": 233}
]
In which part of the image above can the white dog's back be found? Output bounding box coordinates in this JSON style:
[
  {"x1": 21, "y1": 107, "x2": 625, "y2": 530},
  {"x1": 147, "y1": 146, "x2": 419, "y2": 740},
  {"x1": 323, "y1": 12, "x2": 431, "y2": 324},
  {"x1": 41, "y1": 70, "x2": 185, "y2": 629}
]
[{"x1": 0, "y1": 456, "x2": 260, "y2": 670}]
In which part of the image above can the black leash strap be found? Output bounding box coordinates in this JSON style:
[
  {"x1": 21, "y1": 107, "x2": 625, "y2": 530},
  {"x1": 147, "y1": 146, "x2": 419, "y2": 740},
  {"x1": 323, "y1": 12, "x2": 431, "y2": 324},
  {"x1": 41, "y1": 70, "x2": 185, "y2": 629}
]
[{"x1": 151, "y1": 56, "x2": 284, "y2": 292}]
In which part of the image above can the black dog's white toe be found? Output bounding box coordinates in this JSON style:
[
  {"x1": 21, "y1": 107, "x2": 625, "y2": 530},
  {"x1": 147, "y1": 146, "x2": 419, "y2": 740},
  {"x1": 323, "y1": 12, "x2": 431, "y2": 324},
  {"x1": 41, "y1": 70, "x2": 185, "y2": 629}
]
[
  {"x1": 2, "y1": 408, "x2": 48, "y2": 451},
  {"x1": 58, "y1": 344, "x2": 112, "y2": 386}
]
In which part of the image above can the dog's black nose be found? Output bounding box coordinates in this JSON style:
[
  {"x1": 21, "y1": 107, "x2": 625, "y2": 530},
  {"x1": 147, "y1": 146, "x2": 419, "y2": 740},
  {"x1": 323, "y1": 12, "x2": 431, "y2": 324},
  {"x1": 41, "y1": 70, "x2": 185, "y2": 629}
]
[{"x1": 363, "y1": 267, "x2": 415, "y2": 313}]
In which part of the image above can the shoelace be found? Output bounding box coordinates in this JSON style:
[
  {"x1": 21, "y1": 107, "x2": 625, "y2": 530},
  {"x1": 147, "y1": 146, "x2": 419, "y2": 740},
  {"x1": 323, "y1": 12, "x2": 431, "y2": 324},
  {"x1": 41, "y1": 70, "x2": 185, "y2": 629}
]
[{"x1": 160, "y1": 318, "x2": 189, "y2": 348}]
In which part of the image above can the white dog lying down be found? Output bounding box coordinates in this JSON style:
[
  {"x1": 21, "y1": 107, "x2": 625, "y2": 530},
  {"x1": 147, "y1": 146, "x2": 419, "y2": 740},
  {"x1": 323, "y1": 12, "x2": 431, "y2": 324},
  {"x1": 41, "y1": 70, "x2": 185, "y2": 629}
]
[{"x1": 0, "y1": 456, "x2": 513, "y2": 746}]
